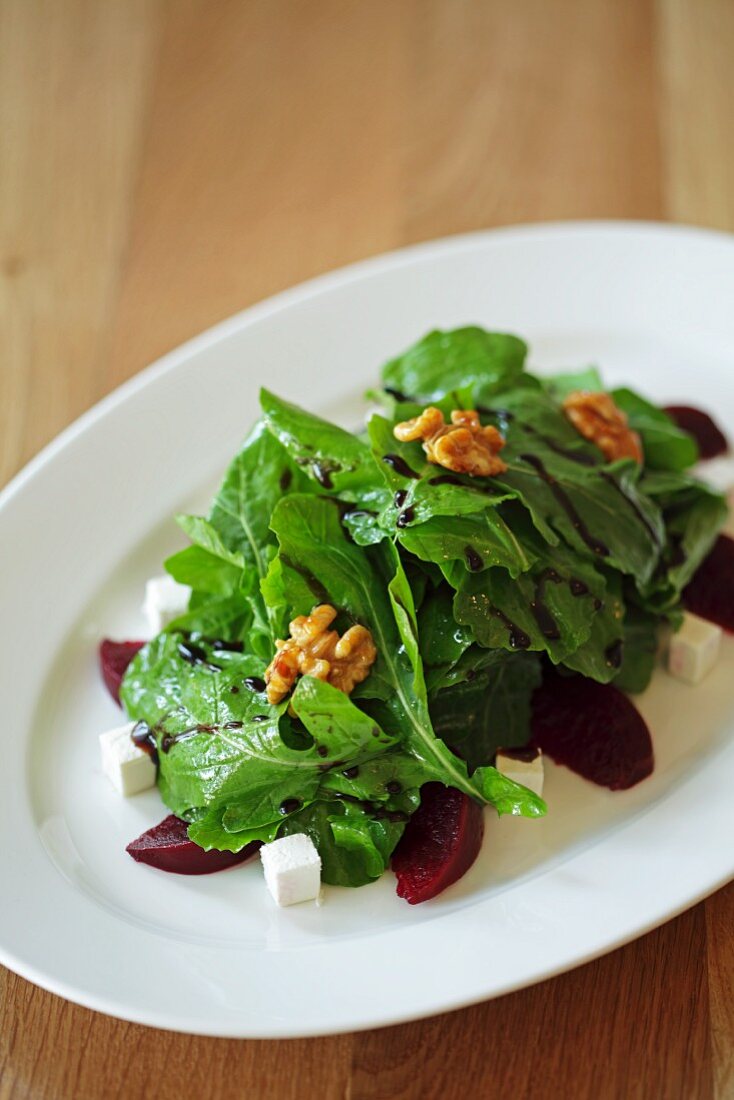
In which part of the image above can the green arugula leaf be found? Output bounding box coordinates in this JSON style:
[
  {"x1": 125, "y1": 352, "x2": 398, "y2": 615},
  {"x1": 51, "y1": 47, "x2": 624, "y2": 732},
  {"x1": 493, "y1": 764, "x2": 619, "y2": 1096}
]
[
  {"x1": 265, "y1": 494, "x2": 546, "y2": 818},
  {"x1": 261, "y1": 388, "x2": 388, "y2": 504},
  {"x1": 430, "y1": 650, "x2": 542, "y2": 772},
  {"x1": 380, "y1": 327, "x2": 528, "y2": 402},
  {"x1": 612, "y1": 388, "x2": 699, "y2": 471},
  {"x1": 121, "y1": 635, "x2": 400, "y2": 849},
  {"x1": 542, "y1": 366, "x2": 603, "y2": 400},
  {"x1": 638, "y1": 470, "x2": 726, "y2": 611},
  {"x1": 613, "y1": 606, "x2": 660, "y2": 694},
  {"x1": 165, "y1": 546, "x2": 243, "y2": 596}
]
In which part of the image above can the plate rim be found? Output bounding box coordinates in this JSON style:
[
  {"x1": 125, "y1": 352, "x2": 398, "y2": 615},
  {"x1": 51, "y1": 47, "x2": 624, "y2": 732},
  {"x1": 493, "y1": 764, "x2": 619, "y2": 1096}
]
[{"x1": 2, "y1": 219, "x2": 734, "y2": 1037}]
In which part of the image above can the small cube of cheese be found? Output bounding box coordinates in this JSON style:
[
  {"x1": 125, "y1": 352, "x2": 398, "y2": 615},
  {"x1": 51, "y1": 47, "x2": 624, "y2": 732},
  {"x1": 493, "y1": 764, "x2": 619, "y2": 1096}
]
[
  {"x1": 668, "y1": 612, "x2": 722, "y2": 685},
  {"x1": 142, "y1": 575, "x2": 190, "y2": 634},
  {"x1": 260, "y1": 833, "x2": 321, "y2": 906},
  {"x1": 692, "y1": 457, "x2": 734, "y2": 494},
  {"x1": 495, "y1": 747, "x2": 544, "y2": 797},
  {"x1": 99, "y1": 721, "x2": 156, "y2": 796}
]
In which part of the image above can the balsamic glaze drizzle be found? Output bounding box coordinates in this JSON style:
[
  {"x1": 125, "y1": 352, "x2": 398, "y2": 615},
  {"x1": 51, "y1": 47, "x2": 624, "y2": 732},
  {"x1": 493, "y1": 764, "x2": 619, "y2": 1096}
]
[
  {"x1": 131, "y1": 722, "x2": 159, "y2": 765},
  {"x1": 490, "y1": 608, "x2": 531, "y2": 649},
  {"x1": 279, "y1": 555, "x2": 328, "y2": 602},
  {"x1": 530, "y1": 569, "x2": 563, "y2": 639},
  {"x1": 383, "y1": 387, "x2": 412, "y2": 403},
  {"x1": 599, "y1": 471, "x2": 663, "y2": 548},
  {"x1": 428, "y1": 474, "x2": 466, "y2": 487},
  {"x1": 464, "y1": 545, "x2": 484, "y2": 572},
  {"x1": 383, "y1": 453, "x2": 420, "y2": 479},
  {"x1": 244, "y1": 676, "x2": 267, "y2": 693},
  {"x1": 279, "y1": 798, "x2": 302, "y2": 815},
  {"x1": 520, "y1": 453, "x2": 610, "y2": 557},
  {"x1": 604, "y1": 639, "x2": 624, "y2": 669},
  {"x1": 177, "y1": 641, "x2": 222, "y2": 672}
]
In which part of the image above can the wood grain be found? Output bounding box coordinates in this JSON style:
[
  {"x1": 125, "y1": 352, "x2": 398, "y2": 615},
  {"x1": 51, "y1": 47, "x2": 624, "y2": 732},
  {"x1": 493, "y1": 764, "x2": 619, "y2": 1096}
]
[{"x1": 1, "y1": 1, "x2": 733, "y2": 1097}]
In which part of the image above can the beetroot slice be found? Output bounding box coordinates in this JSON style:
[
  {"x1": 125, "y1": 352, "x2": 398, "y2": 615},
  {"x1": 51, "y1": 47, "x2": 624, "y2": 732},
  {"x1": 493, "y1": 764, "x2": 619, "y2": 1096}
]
[
  {"x1": 391, "y1": 784, "x2": 484, "y2": 904},
  {"x1": 684, "y1": 534, "x2": 734, "y2": 633},
  {"x1": 99, "y1": 639, "x2": 145, "y2": 705},
  {"x1": 531, "y1": 670, "x2": 653, "y2": 790},
  {"x1": 662, "y1": 405, "x2": 728, "y2": 460},
  {"x1": 126, "y1": 814, "x2": 261, "y2": 875}
]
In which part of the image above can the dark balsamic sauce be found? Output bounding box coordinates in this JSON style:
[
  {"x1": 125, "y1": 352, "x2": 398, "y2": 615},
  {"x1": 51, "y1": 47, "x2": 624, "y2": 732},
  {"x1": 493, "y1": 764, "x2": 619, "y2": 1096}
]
[
  {"x1": 476, "y1": 405, "x2": 598, "y2": 466},
  {"x1": 490, "y1": 608, "x2": 531, "y2": 649},
  {"x1": 313, "y1": 463, "x2": 335, "y2": 489},
  {"x1": 394, "y1": 489, "x2": 408, "y2": 509},
  {"x1": 211, "y1": 638, "x2": 244, "y2": 652},
  {"x1": 131, "y1": 722, "x2": 159, "y2": 765},
  {"x1": 383, "y1": 387, "x2": 412, "y2": 403},
  {"x1": 279, "y1": 468, "x2": 293, "y2": 491},
  {"x1": 599, "y1": 472, "x2": 662, "y2": 548},
  {"x1": 669, "y1": 533, "x2": 687, "y2": 568},
  {"x1": 385, "y1": 780, "x2": 402, "y2": 794},
  {"x1": 230, "y1": 685, "x2": 240, "y2": 694},
  {"x1": 569, "y1": 578, "x2": 590, "y2": 597},
  {"x1": 383, "y1": 453, "x2": 420, "y2": 479},
  {"x1": 316, "y1": 744, "x2": 329, "y2": 758},
  {"x1": 342, "y1": 765, "x2": 360, "y2": 779},
  {"x1": 429, "y1": 474, "x2": 467, "y2": 488},
  {"x1": 604, "y1": 640, "x2": 624, "y2": 669},
  {"x1": 530, "y1": 569, "x2": 562, "y2": 639},
  {"x1": 464, "y1": 546, "x2": 484, "y2": 572},
  {"x1": 279, "y1": 798, "x2": 302, "y2": 815},
  {"x1": 397, "y1": 506, "x2": 415, "y2": 528},
  {"x1": 160, "y1": 721, "x2": 221, "y2": 753},
  {"x1": 177, "y1": 641, "x2": 222, "y2": 672},
  {"x1": 244, "y1": 676, "x2": 266, "y2": 693},
  {"x1": 520, "y1": 453, "x2": 610, "y2": 557},
  {"x1": 252, "y1": 714, "x2": 269, "y2": 723},
  {"x1": 279, "y1": 554, "x2": 328, "y2": 602}
]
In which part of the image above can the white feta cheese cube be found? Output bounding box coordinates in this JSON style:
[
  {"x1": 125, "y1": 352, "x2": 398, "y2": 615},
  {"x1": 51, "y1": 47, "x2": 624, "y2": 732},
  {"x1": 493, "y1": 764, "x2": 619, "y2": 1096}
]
[
  {"x1": 668, "y1": 612, "x2": 722, "y2": 685},
  {"x1": 495, "y1": 747, "x2": 544, "y2": 797},
  {"x1": 692, "y1": 456, "x2": 734, "y2": 494},
  {"x1": 260, "y1": 833, "x2": 321, "y2": 906},
  {"x1": 99, "y1": 721, "x2": 156, "y2": 796},
  {"x1": 142, "y1": 575, "x2": 190, "y2": 634}
]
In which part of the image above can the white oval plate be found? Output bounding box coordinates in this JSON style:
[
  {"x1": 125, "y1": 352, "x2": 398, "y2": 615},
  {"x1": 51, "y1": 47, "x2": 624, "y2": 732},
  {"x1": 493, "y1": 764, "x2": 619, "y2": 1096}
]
[{"x1": 2, "y1": 223, "x2": 734, "y2": 1038}]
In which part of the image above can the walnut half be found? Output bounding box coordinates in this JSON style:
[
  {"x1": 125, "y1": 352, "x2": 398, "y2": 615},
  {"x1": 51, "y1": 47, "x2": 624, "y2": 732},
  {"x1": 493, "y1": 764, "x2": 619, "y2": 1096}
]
[
  {"x1": 393, "y1": 407, "x2": 508, "y2": 477},
  {"x1": 562, "y1": 391, "x2": 643, "y2": 464},
  {"x1": 264, "y1": 604, "x2": 377, "y2": 705}
]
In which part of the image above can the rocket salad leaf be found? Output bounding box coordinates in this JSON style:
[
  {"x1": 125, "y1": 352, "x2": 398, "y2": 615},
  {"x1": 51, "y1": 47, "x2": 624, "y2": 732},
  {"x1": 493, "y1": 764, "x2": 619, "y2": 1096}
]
[{"x1": 119, "y1": 325, "x2": 727, "y2": 895}]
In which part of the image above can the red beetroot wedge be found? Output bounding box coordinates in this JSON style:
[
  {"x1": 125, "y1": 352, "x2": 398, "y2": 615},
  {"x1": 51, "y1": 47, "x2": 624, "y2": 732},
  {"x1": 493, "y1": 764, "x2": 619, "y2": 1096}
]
[
  {"x1": 662, "y1": 405, "x2": 728, "y2": 460},
  {"x1": 684, "y1": 535, "x2": 734, "y2": 633},
  {"x1": 126, "y1": 814, "x2": 261, "y2": 875},
  {"x1": 391, "y1": 783, "x2": 484, "y2": 904},
  {"x1": 99, "y1": 639, "x2": 145, "y2": 705},
  {"x1": 531, "y1": 670, "x2": 653, "y2": 790}
]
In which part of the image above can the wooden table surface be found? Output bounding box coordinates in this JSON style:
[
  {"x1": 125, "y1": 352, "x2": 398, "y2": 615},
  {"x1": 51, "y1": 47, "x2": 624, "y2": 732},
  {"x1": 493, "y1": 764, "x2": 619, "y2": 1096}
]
[{"x1": 2, "y1": 1, "x2": 733, "y2": 1097}]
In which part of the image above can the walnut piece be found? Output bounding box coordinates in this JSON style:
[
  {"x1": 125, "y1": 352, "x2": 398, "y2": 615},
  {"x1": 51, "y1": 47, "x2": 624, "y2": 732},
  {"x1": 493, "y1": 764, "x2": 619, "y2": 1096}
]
[
  {"x1": 562, "y1": 391, "x2": 643, "y2": 464},
  {"x1": 264, "y1": 604, "x2": 377, "y2": 705},
  {"x1": 393, "y1": 407, "x2": 508, "y2": 477}
]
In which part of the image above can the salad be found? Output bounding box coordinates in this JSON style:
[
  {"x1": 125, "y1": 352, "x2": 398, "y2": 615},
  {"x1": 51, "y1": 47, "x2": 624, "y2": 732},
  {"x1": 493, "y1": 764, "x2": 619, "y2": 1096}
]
[{"x1": 99, "y1": 326, "x2": 732, "y2": 904}]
